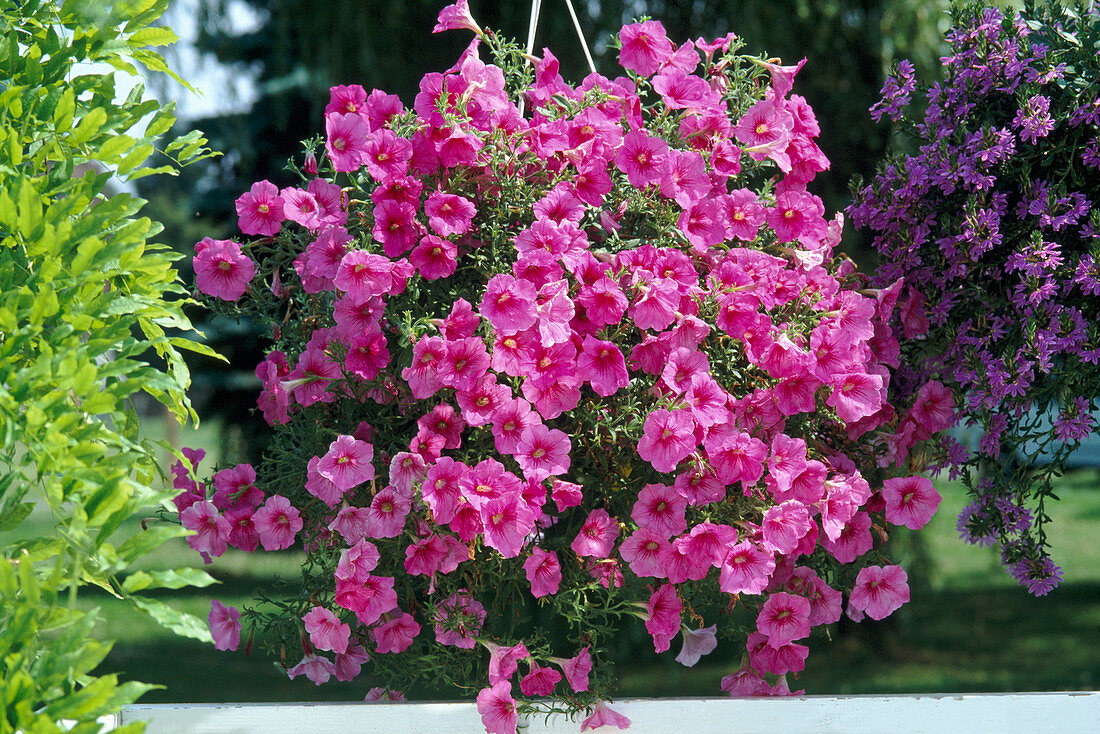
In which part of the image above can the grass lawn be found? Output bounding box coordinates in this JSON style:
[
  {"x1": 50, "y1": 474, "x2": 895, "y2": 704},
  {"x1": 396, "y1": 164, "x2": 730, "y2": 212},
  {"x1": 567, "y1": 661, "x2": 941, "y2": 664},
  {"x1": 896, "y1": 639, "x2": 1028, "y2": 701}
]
[{"x1": 73, "y1": 467, "x2": 1100, "y2": 703}]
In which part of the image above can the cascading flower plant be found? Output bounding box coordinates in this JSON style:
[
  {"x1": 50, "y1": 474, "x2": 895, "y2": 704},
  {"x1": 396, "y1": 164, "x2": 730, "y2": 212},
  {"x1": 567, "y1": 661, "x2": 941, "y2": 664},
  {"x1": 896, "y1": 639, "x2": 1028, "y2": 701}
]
[
  {"x1": 175, "y1": 2, "x2": 952, "y2": 730},
  {"x1": 851, "y1": 0, "x2": 1100, "y2": 596}
]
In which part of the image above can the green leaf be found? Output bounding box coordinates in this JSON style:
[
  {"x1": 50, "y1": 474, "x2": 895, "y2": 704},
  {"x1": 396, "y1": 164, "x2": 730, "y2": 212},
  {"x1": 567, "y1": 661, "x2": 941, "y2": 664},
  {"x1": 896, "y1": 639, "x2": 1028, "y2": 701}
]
[
  {"x1": 16, "y1": 178, "x2": 42, "y2": 237},
  {"x1": 83, "y1": 477, "x2": 131, "y2": 527},
  {"x1": 44, "y1": 672, "x2": 118, "y2": 720},
  {"x1": 81, "y1": 391, "x2": 117, "y2": 414},
  {"x1": 9, "y1": 538, "x2": 64, "y2": 563},
  {"x1": 53, "y1": 86, "x2": 76, "y2": 131},
  {"x1": 144, "y1": 104, "x2": 176, "y2": 138},
  {"x1": 131, "y1": 48, "x2": 191, "y2": 90},
  {"x1": 69, "y1": 107, "x2": 107, "y2": 146},
  {"x1": 115, "y1": 523, "x2": 187, "y2": 564},
  {"x1": 122, "y1": 567, "x2": 217, "y2": 593},
  {"x1": 129, "y1": 27, "x2": 178, "y2": 48},
  {"x1": 116, "y1": 142, "x2": 153, "y2": 175},
  {"x1": 0, "y1": 502, "x2": 34, "y2": 532},
  {"x1": 129, "y1": 596, "x2": 213, "y2": 642},
  {"x1": 97, "y1": 133, "x2": 135, "y2": 163},
  {"x1": 168, "y1": 336, "x2": 227, "y2": 362}
]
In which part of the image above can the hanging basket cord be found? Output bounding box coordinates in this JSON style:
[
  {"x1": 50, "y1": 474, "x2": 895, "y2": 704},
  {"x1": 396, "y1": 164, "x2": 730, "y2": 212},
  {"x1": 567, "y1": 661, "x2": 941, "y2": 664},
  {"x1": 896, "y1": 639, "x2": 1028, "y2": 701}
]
[
  {"x1": 520, "y1": 0, "x2": 596, "y2": 116},
  {"x1": 563, "y1": 0, "x2": 597, "y2": 75}
]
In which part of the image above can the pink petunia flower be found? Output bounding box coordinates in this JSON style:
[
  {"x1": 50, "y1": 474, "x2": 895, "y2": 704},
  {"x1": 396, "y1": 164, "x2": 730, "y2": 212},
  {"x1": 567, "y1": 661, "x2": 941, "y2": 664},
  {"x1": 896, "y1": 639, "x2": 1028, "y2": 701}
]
[
  {"x1": 333, "y1": 643, "x2": 370, "y2": 682},
  {"x1": 364, "y1": 486, "x2": 412, "y2": 539},
  {"x1": 520, "y1": 662, "x2": 562, "y2": 697},
  {"x1": 849, "y1": 565, "x2": 910, "y2": 620},
  {"x1": 734, "y1": 97, "x2": 794, "y2": 171},
  {"x1": 645, "y1": 583, "x2": 682, "y2": 653},
  {"x1": 484, "y1": 641, "x2": 530, "y2": 684},
  {"x1": 362, "y1": 129, "x2": 412, "y2": 181},
  {"x1": 476, "y1": 681, "x2": 518, "y2": 734},
  {"x1": 402, "y1": 336, "x2": 447, "y2": 399},
  {"x1": 438, "y1": 337, "x2": 491, "y2": 392},
  {"x1": 768, "y1": 189, "x2": 827, "y2": 247},
  {"x1": 480, "y1": 493, "x2": 535, "y2": 558},
  {"x1": 225, "y1": 507, "x2": 260, "y2": 553},
  {"x1": 705, "y1": 430, "x2": 768, "y2": 488},
  {"x1": 619, "y1": 527, "x2": 673, "y2": 578},
  {"x1": 303, "y1": 606, "x2": 351, "y2": 655},
  {"x1": 522, "y1": 547, "x2": 562, "y2": 598},
  {"x1": 317, "y1": 435, "x2": 375, "y2": 492},
  {"x1": 372, "y1": 611, "x2": 421, "y2": 653},
  {"x1": 615, "y1": 130, "x2": 669, "y2": 189},
  {"x1": 820, "y1": 510, "x2": 874, "y2": 563},
  {"x1": 631, "y1": 482, "x2": 688, "y2": 538},
  {"x1": 481, "y1": 275, "x2": 538, "y2": 335},
  {"x1": 746, "y1": 631, "x2": 808, "y2": 675},
  {"x1": 280, "y1": 186, "x2": 321, "y2": 231},
  {"x1": 882, "y1": 476, "x2": 942, "y2": 530},
  {"x1": 425, "y1": 191, "x2": 476, "y2": 236},
  {"x1": 209, "y1": 600, "x2": 241, "y2": 651},
  {"x1": 827, "y1": 372, "x2": 884, "y2": 424},
  {"x1": 718, "y1": 541, "x2": 775, "y2": 595},
  {"x1": 549, "y1": 646, "x2": 592, "y2": 693},
  {"x1": 580, "y1": 699, "x2": 632, "y2": 731},
  {"x1": 761, "y1": 500, "x2": 814, "y2": 555},
  {"x1": 675, "y1": 624, "x2": 718, "y2": 667},
  {"x1": 514, "y1": 424, "x2": 570, "y2": 482},
  {"x1": 335, "y1": 539, "x2": 380, "y2": 583},
  {"x1": 756, "y1": 592, "x2": 811, "y2": 648},
  {"x1": 433, "y1": 0, "x2": 484, "y2": 36},
  {"x1": 410, "y1": 234, "x2": 458, "y2": 280},
  {"x1": 253, "y1": 495, "x2": 303, "y2": 551},
  {"x1": 550, "y1": 479, "x2": 583, "y2": 511},
  {"x1": 325, "y1": 112, "x2": 370, "y2": 172},
  {"x1": 721, "y1": 665, "x2": 771, "y2": 697},
  {"x1": 363, "y1": 687, "x2": 406, "y2": 702},
  {"x1": 570, "y1": 508, "x2": 620, "y2": 558},
  {"x1": 577, "y1": 336, "x2": 630, "y2": 397},
  {"x1": 724, "y1": 188, "x2": 766, "y2": 241},
  {"x1": 235, "y1": 180, "x2": 284, "y2": 237},
  {"x1": 181, "y1": 500, "x2": 230, "y2": 559},
  {"x1": 337, "y1": 574, "x2": 398, "y2": 626},
  {"x1": 287, "y1": 654, "x2": 335, "y2": 685},
  {"x1": 193, "y1": 238, "x2": 256, "y2": 301},
  {"x1": 211, "y1": 463, "x2": 262, "y2": 513},
  {"x1": 618, "y1": 20, "x2": 675, "y2": 76},
  {"x1": 637, "y1": 408, "x2": 696, "y2": 474}
]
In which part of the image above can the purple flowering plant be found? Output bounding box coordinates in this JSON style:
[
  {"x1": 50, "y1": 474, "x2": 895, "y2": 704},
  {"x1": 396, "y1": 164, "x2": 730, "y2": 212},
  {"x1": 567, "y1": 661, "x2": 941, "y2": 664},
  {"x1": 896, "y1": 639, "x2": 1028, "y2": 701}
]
[
  {"x1": 850, "y1": 0, "x2": 1100, "y2": 596},
  {"x1": 174, "y1": 2, "x2": 952, "y2": 730}
]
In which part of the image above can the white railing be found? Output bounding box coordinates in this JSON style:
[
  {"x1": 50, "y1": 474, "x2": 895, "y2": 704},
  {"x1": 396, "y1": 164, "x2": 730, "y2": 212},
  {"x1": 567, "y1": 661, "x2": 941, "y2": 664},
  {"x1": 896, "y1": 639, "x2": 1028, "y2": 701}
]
[{"x1": 112, "y1": 692, "x2": 1100, "y2": 733}]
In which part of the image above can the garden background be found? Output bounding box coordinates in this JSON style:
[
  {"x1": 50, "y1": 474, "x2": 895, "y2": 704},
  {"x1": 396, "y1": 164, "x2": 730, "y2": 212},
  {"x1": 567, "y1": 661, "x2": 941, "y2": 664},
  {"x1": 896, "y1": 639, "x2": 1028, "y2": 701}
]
[{"x1": 4, "y1": 0, "x2": 1098, "y2": 710}]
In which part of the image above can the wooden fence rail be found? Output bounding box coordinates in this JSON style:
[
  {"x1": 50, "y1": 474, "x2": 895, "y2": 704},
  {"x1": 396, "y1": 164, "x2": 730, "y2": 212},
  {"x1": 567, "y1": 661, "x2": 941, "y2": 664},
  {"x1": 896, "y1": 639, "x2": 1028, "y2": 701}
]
[{"x1": 110, "y1": 692, "x2": 1100, "y2": 733}]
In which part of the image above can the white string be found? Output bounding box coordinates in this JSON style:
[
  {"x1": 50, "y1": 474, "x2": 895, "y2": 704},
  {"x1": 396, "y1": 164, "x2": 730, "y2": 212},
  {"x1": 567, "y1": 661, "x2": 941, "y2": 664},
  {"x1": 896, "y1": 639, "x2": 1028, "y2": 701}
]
[
  {"x1": 563, "y1": 0, "x2": 596, "y2": 75},
  {"x1": 525, "y1": 0, "x2": 543, "y2": 57},
  {"x1": 519, "y1": 0, "x2": 544, "y2": 117}
]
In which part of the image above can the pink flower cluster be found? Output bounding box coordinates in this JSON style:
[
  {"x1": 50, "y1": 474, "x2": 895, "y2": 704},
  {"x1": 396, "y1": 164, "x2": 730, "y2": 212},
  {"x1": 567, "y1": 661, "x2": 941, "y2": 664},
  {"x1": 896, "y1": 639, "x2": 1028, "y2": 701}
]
[{"x1": 182, "y1": 6, "x2": 949, "y2": 733}]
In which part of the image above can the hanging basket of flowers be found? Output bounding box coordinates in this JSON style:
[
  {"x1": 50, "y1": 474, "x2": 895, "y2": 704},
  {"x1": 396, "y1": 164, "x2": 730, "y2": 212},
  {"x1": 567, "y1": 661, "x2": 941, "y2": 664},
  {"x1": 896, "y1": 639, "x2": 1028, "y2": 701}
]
[{"x1": 175, "y1": 2, "x2": 951, "y2": 731}]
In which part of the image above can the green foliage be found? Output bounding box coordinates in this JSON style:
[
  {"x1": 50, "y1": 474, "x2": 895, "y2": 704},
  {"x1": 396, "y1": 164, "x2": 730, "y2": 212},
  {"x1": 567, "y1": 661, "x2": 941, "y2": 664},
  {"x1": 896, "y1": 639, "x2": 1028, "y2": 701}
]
[{"x1": 0, "y1": 0, "x2": 218, "y2": 730}]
